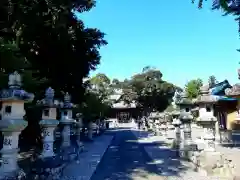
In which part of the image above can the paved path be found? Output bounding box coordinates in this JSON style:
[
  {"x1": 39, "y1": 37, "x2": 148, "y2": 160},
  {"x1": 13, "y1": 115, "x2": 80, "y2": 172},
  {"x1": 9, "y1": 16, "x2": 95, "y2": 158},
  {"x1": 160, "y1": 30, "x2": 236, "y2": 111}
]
[
  {"x1": 61, "y1": 134, "x2": 114, "y2": 180},
  {"x1": 90, "y1": 129, "x2": 166, "y2": 180},
  {"x1": 132, "y1": 130, "x2": 224, "y2": 180},
  {"x1": 91, "y1": 127, "x2": 223, "y2": 180}
]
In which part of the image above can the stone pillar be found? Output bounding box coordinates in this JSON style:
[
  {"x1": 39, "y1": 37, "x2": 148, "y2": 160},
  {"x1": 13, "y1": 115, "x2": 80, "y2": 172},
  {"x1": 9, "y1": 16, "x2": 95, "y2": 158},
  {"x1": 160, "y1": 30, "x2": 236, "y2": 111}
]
[
  {"x1": 179, "y1": 115, "x2": 197, "y2": 159},
  {"x1": 0, "y1": 131, "x2": 23, "y2": 178},
  {"x1": 40, "y1": 120, "x2": 59, "y2": 158},
  {"x1": 172, "y1": 117, "x2": 181, "y2": 149},
  {"x1": 148, "y1": 119, "x2": 153, "y2": 130},
  {"x1": 175, "y1": 124, "x2": 181, "y2": 147},
  {"x1": 88, "y1": 121, "x2": 93, "y2": 141},
  {"x1": 61, "y1": 117, "x2": 72, "y2": 147},
  {"x1": 155, "y1": 121, "x2": 161, "y2": 136},
  {"x1": 60, "y1": 92, "x2": 74, "y2": 148},
  {"x1": 160, "y1": 123, "x2": 167, "y2": 137},
  {"x1": 0, "y1": 71, "x2": 34, "y2": 179},
  {"x1": 203, "y1": 127, "x2": 216, "y2": 151},
  {"x1": 183, "y1": 120, "x2": 192, "y2": 145}
]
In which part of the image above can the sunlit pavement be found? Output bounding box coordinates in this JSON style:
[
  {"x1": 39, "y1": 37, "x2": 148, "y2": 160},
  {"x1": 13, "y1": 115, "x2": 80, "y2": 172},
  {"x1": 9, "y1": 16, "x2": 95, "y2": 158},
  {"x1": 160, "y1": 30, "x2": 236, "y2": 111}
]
[
  {"x1": 90, "y1": 128, "x2": 165, "y2": 180},
  {"x1": 90, "y1": 125, "x2": 222, "y2": 180}
]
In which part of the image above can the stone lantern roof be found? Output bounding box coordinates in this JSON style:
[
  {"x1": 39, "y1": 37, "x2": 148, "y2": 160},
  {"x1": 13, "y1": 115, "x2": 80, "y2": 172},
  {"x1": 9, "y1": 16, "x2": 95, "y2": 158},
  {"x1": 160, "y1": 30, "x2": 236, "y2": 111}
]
[
  {"x1": 179, "y1": 112, "x2": 193, "y2": 120},
  {"x1": 175, "y1": 92, "x2": 193, "y2": 106},
  {"x1": 171, "y1": 110, "x2": 180, "y2": 116},
  {"x1": 0, "y1": 71, "x2": 34, "y2": 102},
  {"x1": 59, "y1": 92, "x2": 74, "y2": 109},
  {"x1": 195, "y1": 84, "x2": 219, "y2": 104},
  {"x1": 37, "y1": 87, "x2": 59, "y2": 108},
  {"x1": 225, "y1": 83, "x2": 240, "y2": 97}
]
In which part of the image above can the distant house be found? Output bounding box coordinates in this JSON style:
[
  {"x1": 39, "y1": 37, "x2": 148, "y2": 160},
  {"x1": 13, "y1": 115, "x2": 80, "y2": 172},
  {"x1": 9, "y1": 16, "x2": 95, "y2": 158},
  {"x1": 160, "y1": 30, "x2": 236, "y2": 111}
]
[{"x1": 108, "y1": 89, "x2": 140, "y2": 123}]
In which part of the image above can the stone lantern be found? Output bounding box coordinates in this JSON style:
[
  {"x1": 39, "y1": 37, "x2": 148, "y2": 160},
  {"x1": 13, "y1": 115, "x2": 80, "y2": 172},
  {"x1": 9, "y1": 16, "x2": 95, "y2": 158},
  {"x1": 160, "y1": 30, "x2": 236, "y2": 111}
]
[
  {"x1": 60, "y1": 92, "x2": 74, "y2": 146},
  {"x1": 177, "y1": 92, "x2": 197, "y2": 158},
  {"x1": 171, "y1": 110, "x2": 181, "y2": 149},
  {"x1": 0, "y1": 71, "x2": 34, "y2": 179},
  {"x1": 195, "y1": 85, "x2": 218, "y2": 152},
  {"x1": 59, "y1": 92, "x2": 74, "y2": 154},
  {"x1": 39, "y1": 87, "x2": 59, "y2": 158}
]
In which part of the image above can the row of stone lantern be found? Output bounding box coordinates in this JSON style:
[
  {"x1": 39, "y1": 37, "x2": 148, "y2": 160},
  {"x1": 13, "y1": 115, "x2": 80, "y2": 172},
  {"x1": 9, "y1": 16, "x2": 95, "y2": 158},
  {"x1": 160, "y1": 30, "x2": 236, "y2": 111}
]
[
  {"x1": 148, "y1": 112, "x2": 168, "y2": 137},
  {"x1": 0, "y1": 72, "x2": 84, "y2": 179},
  {"x1": 170, "y1": 85, "x2": 224, "y2": 158}
]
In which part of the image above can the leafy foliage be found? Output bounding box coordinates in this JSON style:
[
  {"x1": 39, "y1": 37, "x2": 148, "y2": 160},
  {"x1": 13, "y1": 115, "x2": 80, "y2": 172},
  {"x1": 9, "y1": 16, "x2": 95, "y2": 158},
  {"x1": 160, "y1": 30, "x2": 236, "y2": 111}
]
[
  {"x1": 185, "y1": 78, "x2": 203, "y2": 99},
  {"x1": 109, "y1": 67, "x2": 178, "y2": 113},
  {"x1": 192, "y1": 0, "x2": 240, "y2": 35},
  {"x1": 0, "y1": 0, "x2": 107, "y2": 149},
  {"x1": 0, "y1": 0, "x2": 107, "y2": 103},
  {"x1": 208, "y1": 75, "x2": 218, "y2": 88},
  {"x1": 89, "y1": 73, "x2": 112, "y2": 102}
]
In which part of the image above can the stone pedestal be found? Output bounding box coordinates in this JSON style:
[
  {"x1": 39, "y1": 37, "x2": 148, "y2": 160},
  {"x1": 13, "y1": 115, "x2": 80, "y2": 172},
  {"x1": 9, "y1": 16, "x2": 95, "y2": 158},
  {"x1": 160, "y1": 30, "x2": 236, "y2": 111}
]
[
  {"x1": 179, "y1": 118, "x2": 197, "y2": 159},
  {"x1": 214, "y1": 121, "x2": 221, "y2": 142},
  {"x1": 148, "y1": 119, "x2": 153, "y2": 130},
  {"x1": 203, "y1": 127, "x2": 215, "y2": 152},
  {"x1": 76, "y1": 119, "x2": 83, "y2": 150},
  {"x1": 0, "y1": 129, "x2": 24, "y2": 179},
  {"x1": 160, "y1": 124, "x2": 167, "y2": 137},
  {"x1": 172, "y1": 118, "x2": 181, "y2": 149},
  {"x1": 197, "y1": 118, "x2": 217, "y2": 152},
  {"x1": 39, "y1": 119, "x2": 59, "y2": 158},
  {"x1": 59, "y1": 113, "x2": 75, "y2": 161},
  {"x1": 155, "y1": 122, "x2": 161, "y2": 136},
  {"x1": 61, "y1": 121, "x2": 72, "y2": 147},
  {"x1": 219, "y1": 129, "x2": 233, "y2": 144}
]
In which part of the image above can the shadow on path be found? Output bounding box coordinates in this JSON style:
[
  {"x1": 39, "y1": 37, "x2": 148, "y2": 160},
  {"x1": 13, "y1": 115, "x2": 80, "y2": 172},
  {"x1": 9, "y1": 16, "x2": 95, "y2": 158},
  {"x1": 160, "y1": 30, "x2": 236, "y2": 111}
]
[{"x1": 90, "y1": 128, "x2": 189, "y2": 180}]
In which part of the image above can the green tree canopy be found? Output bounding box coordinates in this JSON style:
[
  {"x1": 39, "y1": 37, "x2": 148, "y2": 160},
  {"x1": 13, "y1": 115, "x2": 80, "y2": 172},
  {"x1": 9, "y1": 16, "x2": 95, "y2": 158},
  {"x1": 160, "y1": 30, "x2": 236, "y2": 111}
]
[
  {"x1": 208, "y1": 75, "x2": 218, "y2": 88},
  {"x1": 192, "y1": 0, "x2": 240, "y2": 36},
  {"x1": 110, "y1": 67, "x2": 178, "y2": 113},
  {"x1": 89, "y1": 73, "x2": 112, "y2": 102},
  {"x1": 185, "y1": 78, "x2": 203, "y2": 99},
  {"x1": 0, "y1": 0, "x2": 107, "y2": 104}
]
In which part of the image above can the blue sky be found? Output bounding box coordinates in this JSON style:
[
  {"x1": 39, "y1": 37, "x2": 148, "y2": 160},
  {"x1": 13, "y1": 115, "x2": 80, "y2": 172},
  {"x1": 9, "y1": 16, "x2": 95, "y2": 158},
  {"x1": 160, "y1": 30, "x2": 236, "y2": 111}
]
[{"x1": 78, "y1": 0, "x2": 240, "y2": 88}]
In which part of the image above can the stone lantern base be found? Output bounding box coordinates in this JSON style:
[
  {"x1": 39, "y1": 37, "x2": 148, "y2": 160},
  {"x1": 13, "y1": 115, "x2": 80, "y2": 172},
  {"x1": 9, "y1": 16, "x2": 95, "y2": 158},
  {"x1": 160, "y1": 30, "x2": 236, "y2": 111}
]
[
  {"x1": 197, "y1": 119, "x2": 216, "y2": 152},
  {"x1": 179, "y1": 119, "x2": 197, "y2": 160},
  {"x1": 172, "y1": 119, "x2": 181, "y2": 150}
]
